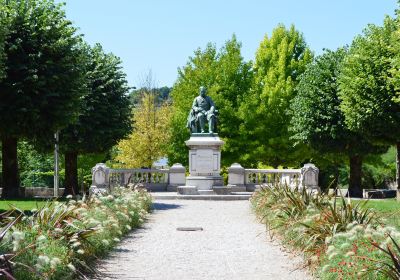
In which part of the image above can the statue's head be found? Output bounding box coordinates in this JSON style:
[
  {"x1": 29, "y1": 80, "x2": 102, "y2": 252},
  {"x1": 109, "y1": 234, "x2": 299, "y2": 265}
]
[{"x1": 199, "y1": 86, "x2": 207, "y2": 97}]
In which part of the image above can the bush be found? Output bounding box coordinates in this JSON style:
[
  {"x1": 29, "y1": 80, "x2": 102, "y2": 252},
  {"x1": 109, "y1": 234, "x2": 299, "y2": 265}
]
[
  {"x1": 251, "y1": 185, "x2": 400, "y2": 279},
  {"x1": 0, "y1": 187, "x2": 152, "y2": 279}
]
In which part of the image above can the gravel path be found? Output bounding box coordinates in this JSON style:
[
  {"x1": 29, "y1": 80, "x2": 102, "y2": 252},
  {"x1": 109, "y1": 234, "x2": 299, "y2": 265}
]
[{"x1": 94, "y1": 200, "x2": 312, "y2": 280}]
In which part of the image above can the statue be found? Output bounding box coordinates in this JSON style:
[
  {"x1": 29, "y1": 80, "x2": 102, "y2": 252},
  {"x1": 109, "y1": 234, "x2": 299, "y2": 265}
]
[{"x1": 187, "y1": 86, "x2": 217, "y2": 134}]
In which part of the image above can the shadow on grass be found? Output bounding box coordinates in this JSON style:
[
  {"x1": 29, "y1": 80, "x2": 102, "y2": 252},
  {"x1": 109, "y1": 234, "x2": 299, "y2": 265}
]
[{"x1": 152, "y1": 202, "x2": 182, "y2": 211}]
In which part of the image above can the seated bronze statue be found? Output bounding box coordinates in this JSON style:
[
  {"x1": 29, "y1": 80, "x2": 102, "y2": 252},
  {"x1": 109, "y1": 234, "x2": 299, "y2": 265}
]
[{"x1": 187, "y1": 86, "x2": 217, "y2": 134}]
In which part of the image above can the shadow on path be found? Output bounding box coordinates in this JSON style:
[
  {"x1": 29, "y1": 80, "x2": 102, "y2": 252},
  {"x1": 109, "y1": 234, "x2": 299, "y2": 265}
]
[{"x1": 152, "y1": 202, "x2": 182, "y2": 211}]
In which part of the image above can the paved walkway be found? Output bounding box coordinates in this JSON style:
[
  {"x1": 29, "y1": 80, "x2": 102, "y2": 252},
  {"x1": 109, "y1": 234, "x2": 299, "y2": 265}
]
[{"x1": 94, "y1": 200, "x2": 312, "y2": 280}]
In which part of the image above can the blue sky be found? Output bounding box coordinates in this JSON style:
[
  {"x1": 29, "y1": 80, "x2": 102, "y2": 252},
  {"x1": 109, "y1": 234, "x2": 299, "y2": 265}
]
[{"x1": 60, "y1": 0, "x2": 397, "y2": 88}]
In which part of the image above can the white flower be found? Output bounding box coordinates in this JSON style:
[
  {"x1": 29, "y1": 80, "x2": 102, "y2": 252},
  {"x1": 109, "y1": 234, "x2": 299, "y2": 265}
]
[
  {"x1": 50, "y1": 258, "x2": 61, "y2": 269},
  {"x1": 37, "y1": 255, "x2": 50, "y2": 266},
  {"x1": 54, "y1": 228, "x2": 63, "y2": 234},
  {"x1": 102, "y1": 239, "x2": 110, "y2": 246},
  {"x1": 67, "y1": 263, "x2": 76, "y2": 272},
  {"x1": 325, "y1": 236, "x2": 332, "y2": 245},
  {"x1": 352, "y1": 225, "x2": 365, "y2": 234},
  {"x1": 326, "y1": 245, "x2": 336, "y2": 255},
  {"x1": 321, "y1": 265, "x2": 330, "y2": 273},
  {"x1": 37, "y1": 235, "x2": 47, "y2": 242},
  {"x1": 71, "y1": 242, "x2": 81, "y2": 248},
  {"x1": 345, "y1": 251, "x2": 355, "y2": 257},
  {"x1": 346, "y1": 221, "x2": 357, "y2": 230},
  {"x1": 12, "y1": 231, "x2": 25, "y2": 241},
  {"x1": 328, "y1": 252, "x2": 338, "y2": 260},
  {"x1": 12, "y1": 241, "x2": 20, "y2": 252},
  {"x1": 76, "y1": 249, "x2": 85, "y2": 255},
  {"x1": 339, "y1": 242, "x2": 351, "y2": 250}
]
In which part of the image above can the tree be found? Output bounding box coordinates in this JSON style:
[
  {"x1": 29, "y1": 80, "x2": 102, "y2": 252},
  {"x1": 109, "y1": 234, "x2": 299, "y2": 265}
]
[
  {"x1": 130, "y1": 86, "x2": 171, "y2": 107},
  {"x1": 338, "y1": 16, "x2": 400, "y2": 192},
  {"x1": 168, "y1": 35, "x2": 253, "y2": 166},
  {"x1": 0, "y1": 4, "x2": 7, "y2": 81},
  {"x1": 60, "y1": 44, "x2": 131, "y2": 195},
  {"x1": 0, "y1": 0, "x2": 86, "y2": 198},
  {"x1": 115, "y1": 92, "x2": 171, "y2": 168},
  {"x1": 239, "y1": 24, "x2": 313, "y2": 167},
  {"x1": 290, "y1": 48, "x2": 383, "y2": 197}
]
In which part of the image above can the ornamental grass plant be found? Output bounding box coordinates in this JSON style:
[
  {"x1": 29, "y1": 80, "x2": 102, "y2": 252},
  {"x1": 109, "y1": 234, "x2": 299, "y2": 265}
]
[
  {"x1": 0, "y1": 187, "x2": 151, "y2": 280},
  {"x1": 251, "y1": 185, "x2": 400, "y2": 279}
]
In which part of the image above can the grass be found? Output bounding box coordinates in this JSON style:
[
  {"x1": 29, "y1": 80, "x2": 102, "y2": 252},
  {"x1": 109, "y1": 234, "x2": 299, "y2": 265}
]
[
  {"x1": 0, "y1": 198, "x2": 50, "y2": 211},
  {"x1": 360, "y1": 199, "x2": 400, "y2": 229}
]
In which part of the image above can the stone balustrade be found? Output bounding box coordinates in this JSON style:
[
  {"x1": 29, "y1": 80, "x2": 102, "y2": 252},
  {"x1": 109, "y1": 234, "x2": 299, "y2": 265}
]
[
  {"x1": 228, "y1": 163, "x2": 319, "y2": 192},
  {"x1": 91, "y1": 162, "x2": 319, "y2": 193},
  {"x1": 91, "y1": 163, "x2": 186, "y2": 192}
]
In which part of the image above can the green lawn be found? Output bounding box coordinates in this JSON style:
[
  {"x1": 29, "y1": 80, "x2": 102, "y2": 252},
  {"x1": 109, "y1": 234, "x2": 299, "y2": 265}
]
[
  {"x1": 361, "y1": 199, "x2": 400, "y2": 229},
  {"x1": 0, "y1": 199, "x2": 52, "y2": 212}
]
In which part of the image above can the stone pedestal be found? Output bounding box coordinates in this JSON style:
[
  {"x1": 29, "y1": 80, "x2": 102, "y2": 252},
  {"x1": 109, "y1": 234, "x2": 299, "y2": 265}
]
[
  {"x1": 185, "y1": 134, "x2": 224, "y2": 190},
  {"x1": 227, "y1": 163, "x2": 247, "y2": 192},
  {"x1": 167, "y1": 163, "x2": 186, "y2": 191}
]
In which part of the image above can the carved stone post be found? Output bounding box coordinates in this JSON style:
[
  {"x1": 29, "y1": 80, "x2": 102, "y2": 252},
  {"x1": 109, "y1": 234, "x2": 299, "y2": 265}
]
[
  {"x1": 227, "y1": 163, "x2": 246, "y2": 192},
  {"x1": 90, "y1": 163, "x2": 110, "y2": 194},
  {"x1": 167, "y1": 163, "x2": 186, "y2": 191},
  {"x1": 301, "y1": 163, "x2": 320, "y2": 192}
]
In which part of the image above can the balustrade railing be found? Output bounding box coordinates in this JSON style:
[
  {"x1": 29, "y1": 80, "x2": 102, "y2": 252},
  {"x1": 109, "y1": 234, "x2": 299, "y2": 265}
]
[
  {"x1": 91, "y1": 162, "x2": 319, "y2": 193},
  {"x1": 91, "y1": 163, "x2": 186, "y2": 192},
  {"x1": 228, "y1": 163, "x2": 319, "y2": 192},
  {"x1": 244, "y1": 169, "x2": 301, "y2": 187},
  {"x1": 108, "y1": 168, "x2": 169, "y2": 188}
]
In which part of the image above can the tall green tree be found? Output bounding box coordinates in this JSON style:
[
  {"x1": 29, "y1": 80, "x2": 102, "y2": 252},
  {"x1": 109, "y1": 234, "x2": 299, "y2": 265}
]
[
  {"x1": 168, "y1": 35, "x2": 252, "y2": 166},
  {"x1": 338, "y1": 16, "x2": 400, "y2": 192},
  {"x1": 0, "y1": 0, "x2": 86, "y2": 198},
  {"x1": 239, "y1": 24, "x2": 313, "y2": 167},
  {"x1": 291, "y1": 48, "x2": 383, "y2": 197},
  {"x1": 60, "y1": 44, "x2": 131, "y2": 195}
]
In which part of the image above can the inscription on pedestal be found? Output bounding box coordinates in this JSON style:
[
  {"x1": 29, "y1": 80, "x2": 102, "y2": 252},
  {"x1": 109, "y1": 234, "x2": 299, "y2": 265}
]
[{"x1": 196, "y1": 149, "x2": 213, "y2": 174}]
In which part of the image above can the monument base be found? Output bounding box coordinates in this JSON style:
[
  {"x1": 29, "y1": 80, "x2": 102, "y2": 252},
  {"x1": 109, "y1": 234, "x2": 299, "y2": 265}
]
[{"x1": 185, "y1": 176, "x2": 224, "y2": 190}]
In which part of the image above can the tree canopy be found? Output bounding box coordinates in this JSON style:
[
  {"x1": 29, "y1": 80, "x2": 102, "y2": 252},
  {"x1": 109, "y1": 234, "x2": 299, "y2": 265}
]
[
  {"x1": 291, "y1": 48, "x2": 383, "y2": 196},
  {"x1": 339, "y1": 16, "x2": 400, "y2": 191},
  {"x1": 168, "y1": 35, "x2": 253, "y2": 166},
  {"x1": 239, "y1": 24, "x2": 313, "y2": 167},
  {"x1": 60, "y1": 43, "x2": 131, "y2": 195},
  {"x1": 115, "y1": 92, "x2": 171, "y2": 168},
  {"x1": 0, "y1": 0, "x2": 86, "y2": 197}
]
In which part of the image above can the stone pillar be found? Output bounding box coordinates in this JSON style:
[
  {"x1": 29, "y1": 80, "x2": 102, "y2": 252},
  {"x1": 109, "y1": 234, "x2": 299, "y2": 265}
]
[
  {"x1": 301, "y1": 163, "x2": 320, "y2": 192},
  {"x1": 167, "y1": 163, "x2": 186, "y2": 191},
  {"x1": 185, "y1": 134, "x2": 224, "y2": 191},
  {"x1": 89, "y1": 163, "x2": 110, "y2": 195},
  {"x1": 227, "y1": 163, "x2": 246, "y2": 192}
]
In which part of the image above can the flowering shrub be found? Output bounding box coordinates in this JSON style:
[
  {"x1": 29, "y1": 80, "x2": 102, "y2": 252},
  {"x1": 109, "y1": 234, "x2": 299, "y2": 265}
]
[
  {"x1": 251, "y1": 185, "x2": 400, "y2": 279},
  {"x1": 0, "y1": 187, "x2": 151, "y2": 279}
]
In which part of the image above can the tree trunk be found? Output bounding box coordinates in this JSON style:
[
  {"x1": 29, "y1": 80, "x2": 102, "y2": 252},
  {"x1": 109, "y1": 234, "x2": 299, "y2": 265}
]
[
  {"x1": 1, "y1": 136, "x2": 21, "y2": 198},
  {"x1": 396, "y1": 142, "x2": 400, "y2": 200},
  {"x1": 64, "y1": 151, "x2": 78, "y2": 196},
  {"x1": 349, "y1": 155, "x2": 363, "y2": 198}
]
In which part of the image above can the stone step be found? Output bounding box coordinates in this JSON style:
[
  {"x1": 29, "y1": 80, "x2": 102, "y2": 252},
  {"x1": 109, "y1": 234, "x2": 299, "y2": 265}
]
[
  {"x1": 198, "y1": 190, "x2": 215, "y2": 195},
  {"x1": 151, "y1": 192, "x2": 251, "y2": 201}
]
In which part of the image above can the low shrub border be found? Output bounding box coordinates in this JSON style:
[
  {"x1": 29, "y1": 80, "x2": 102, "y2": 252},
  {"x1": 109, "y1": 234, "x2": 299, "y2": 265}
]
[
  {"x1": 251, "y1": 185, "x2": 400, "y2": 280},
  {"x1": 0, "y1": 187, "x2": 152, "y2": 279}
]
